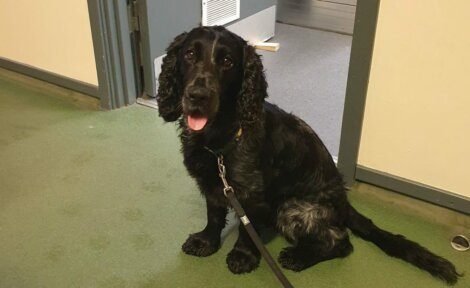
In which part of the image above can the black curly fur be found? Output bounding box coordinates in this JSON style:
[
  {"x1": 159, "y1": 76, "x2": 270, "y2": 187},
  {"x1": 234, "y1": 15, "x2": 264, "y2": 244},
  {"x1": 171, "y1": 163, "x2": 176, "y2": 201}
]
[
  {"x1": 156, "y1": 32, "x2": 187, "y2": 122},
  {"x1": 237, "y1": 45, "x2": 268, "y2": 129},
  {"x1": 156, "y1": 26, "x2": 461, "y2": 285}
]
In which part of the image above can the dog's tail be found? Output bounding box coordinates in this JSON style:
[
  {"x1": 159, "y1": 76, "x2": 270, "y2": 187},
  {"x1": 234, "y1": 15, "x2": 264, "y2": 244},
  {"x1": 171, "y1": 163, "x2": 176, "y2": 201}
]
[{"x1": 346, "y1": 203, "x2": 461, "y2": 285}]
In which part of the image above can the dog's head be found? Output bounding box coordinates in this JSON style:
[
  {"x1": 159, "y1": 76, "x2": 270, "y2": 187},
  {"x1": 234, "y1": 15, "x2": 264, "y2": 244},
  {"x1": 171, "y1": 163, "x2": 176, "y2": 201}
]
[{"x1": 157, "y1": 26, "x2": 267, "y2": 132}]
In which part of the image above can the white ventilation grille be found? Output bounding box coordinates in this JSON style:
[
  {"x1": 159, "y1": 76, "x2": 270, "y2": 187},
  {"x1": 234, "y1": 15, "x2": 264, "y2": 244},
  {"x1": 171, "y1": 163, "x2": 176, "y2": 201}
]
[{"x1": 202, "y1": 0, "x2": 240, "y2": 26}]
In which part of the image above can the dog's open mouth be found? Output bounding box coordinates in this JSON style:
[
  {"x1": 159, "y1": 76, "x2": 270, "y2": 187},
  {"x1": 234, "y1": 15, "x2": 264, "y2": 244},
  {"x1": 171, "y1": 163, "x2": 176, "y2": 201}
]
[{"x1": 187, "y1": 114, "x2": 208, "y2": 131}]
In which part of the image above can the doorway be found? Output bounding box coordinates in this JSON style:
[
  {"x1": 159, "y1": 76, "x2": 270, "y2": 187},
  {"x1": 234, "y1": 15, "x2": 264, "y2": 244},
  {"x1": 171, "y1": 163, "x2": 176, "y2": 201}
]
[
  {"x1": 88, "y1": 0, "x2": 380, "y2": 183},
  {"x1": 264, "y1": 0, "x2": 356, "y2": 158},
  {"x1": 258, "y1": 23, "x2": 353, "y2": 158}
]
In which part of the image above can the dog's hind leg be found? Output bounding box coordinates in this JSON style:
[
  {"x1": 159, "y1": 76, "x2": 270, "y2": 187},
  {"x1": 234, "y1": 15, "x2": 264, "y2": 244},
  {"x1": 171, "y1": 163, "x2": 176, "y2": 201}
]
[{"x1": 276, "y1": 199, "x2": 353, "y2": 271}]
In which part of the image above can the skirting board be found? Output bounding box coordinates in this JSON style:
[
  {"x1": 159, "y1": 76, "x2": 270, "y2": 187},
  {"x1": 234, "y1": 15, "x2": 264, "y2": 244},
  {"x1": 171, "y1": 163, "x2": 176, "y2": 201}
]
[
  {"x1": 356, "y1": 165, "x2": 470, "y2": 215},
  {"x1": 0, "y1": 57, "x2": 99, "y2": 98}
]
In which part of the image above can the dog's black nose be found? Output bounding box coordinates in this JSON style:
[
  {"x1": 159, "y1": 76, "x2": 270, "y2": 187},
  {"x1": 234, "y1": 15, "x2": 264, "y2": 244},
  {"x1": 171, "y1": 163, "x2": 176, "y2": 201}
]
[{"x1": 188, "y1": 88, "x2": 209, "y2": 103}]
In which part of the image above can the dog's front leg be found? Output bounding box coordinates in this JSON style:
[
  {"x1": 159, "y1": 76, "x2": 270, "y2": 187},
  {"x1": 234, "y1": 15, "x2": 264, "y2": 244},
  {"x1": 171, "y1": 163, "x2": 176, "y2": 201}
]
[
  {"x1": 182, "y1": 196, "x2": 227, "y2": 257},
  {"x1": 226, "y1": 221, "x2": 261, "y2": 274},
  {"x1": 226, "y1": 200, "x2": 272, "y2": 274}
]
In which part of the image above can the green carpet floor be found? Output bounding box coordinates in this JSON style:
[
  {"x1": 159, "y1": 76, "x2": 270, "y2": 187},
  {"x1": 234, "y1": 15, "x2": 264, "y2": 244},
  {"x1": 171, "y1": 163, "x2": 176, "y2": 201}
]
[{"x1": 0, "y1": 69, "x2": 468, "y2": 288}]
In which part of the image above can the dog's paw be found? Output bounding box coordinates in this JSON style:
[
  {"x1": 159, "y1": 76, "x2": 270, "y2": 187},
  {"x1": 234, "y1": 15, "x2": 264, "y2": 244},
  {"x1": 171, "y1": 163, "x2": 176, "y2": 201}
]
[
  {"x1": 278, "y1": 247, "x2": 309, "y2": 272},
  {"x1": 226, "y1": 248, "x2": 260, "y2": 274},
  {"x1": 182, "y1": 232, "x2": 219, "y2": 257}
]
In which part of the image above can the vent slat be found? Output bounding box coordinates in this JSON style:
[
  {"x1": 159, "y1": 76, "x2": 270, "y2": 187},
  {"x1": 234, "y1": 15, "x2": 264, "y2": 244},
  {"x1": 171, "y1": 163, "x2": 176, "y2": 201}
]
[
  {"x1": 207, "y1": 5, "x2": 236, "y2": 15},
  {"x1": 207, "y1": 0, "x2": 233, "y2": 7},
  {"x1": 207, "y1": 5, "x2": 237, "y2": 17},
  {"x1": 208, "y1": 1, "x2": 235, "y2": 11},
  {"x1": 208, "y1": 9, "x2": 237, "y2": 20},
  {"x1": 207, "y1": 6, "x2": 236, "y2": 16},
  {"x1": 208, "y1": 0, "x2": 233, "y2": 7},
  {"x1": 202, "y1": 0, "x2": 240, "y2": 26}
]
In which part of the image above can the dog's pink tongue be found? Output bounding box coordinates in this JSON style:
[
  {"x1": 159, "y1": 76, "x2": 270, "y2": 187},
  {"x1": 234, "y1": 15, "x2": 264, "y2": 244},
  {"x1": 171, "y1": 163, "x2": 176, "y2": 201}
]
[{"x1": 187, "y1": 115, "x2": 208, "y2": 131}]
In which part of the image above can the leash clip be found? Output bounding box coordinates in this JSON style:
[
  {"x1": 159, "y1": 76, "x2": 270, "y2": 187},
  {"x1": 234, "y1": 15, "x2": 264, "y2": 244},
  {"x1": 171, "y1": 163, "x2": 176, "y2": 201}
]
[{"x1": 217, "y1": 155, "x2": 234, "y2": 197}]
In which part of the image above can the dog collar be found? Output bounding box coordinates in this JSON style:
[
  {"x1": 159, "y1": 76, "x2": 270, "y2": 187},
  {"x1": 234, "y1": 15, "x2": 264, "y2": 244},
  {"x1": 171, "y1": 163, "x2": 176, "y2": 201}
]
[{"x1": 204, "y1": 127, "x2": 242, "y2": 157}]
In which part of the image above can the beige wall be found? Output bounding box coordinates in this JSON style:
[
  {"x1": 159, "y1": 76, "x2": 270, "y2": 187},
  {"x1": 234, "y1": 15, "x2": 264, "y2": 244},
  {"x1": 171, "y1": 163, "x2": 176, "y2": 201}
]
[
  {"x1": 0, "y1": 1, "x2": 98, "y2": 85},
  {"x1": 358, "y1": 0, "x2": 470, "y2": 198}
]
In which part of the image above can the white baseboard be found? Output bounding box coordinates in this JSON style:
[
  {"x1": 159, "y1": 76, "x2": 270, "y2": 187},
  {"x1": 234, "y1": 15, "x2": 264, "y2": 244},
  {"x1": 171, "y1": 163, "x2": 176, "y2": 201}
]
[
  {"x1": 136, "y1": 96, "x2": 158, "y2": 109},
  {"x1": 332, "y1": 155, "x2": 338, "y2": 165},
  {"x1": 153, "y1": 55, "x2": 165, "y2": 93}
]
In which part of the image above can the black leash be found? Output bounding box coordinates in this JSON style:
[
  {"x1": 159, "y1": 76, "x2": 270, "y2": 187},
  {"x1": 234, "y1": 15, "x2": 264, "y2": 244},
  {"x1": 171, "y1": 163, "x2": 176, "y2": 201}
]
[{"x1": 210, "y1": 152, "x2": 294, "y2": 288}]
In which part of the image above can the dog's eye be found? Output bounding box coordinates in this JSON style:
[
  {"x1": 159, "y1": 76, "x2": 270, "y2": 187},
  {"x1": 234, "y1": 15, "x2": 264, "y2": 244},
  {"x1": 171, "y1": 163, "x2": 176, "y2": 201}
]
[
  {"x1": 184, "y1": 50, "x2": 195, "y2": 61},
  {"x1": 222, "y1": 56, "x2": 233, "y2": 68}
]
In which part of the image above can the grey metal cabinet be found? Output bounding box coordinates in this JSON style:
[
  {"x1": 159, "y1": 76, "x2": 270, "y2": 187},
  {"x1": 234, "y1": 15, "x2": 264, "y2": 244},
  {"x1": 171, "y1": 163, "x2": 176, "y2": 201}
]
[{"x1": 277, "y1": 0, "x2": 357, "y2": 34}]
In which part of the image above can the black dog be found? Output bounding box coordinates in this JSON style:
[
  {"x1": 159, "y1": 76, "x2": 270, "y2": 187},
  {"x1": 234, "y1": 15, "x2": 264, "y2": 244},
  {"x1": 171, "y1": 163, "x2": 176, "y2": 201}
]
[{"x1": 156, "y1": 26, "x2": 460, "y2": 285}]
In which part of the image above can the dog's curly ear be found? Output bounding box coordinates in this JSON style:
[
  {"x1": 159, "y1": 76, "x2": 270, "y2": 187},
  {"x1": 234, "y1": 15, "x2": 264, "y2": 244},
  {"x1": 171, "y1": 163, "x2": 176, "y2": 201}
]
[
  {"x1": 237, "y1": 45, "x2": 268, "y2": 129},
  {"x1": 156, "y1": 32, "x2": 188, "y2": 122}
]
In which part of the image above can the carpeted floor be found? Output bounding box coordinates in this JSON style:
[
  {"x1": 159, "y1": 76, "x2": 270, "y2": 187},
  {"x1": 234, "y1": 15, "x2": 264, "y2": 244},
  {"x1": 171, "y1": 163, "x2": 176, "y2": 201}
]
[
  {"x1": 0, "y1": 69, "x2": 468, "y2": 288},
  {"x1": 259, "y1": 23, "x2": 352, "y2": 157}
]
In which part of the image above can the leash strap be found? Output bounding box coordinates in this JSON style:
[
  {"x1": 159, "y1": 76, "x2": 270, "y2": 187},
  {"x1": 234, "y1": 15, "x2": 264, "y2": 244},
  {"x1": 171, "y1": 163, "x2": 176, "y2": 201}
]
[{"x1": 217, "y1": 155, "x2": 294, "y2": 288}]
